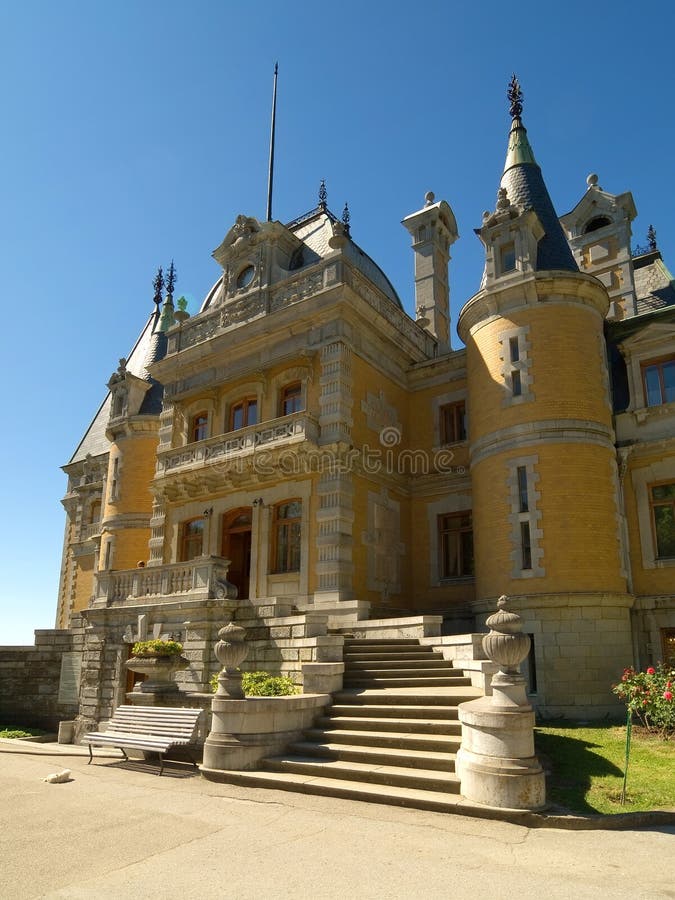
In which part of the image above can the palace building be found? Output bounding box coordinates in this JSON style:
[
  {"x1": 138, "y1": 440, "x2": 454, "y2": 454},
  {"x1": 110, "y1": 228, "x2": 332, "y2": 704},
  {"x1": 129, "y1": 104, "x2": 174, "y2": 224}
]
[{"x1": 55, "y1": 82, "x2": 675, "y2": 724}]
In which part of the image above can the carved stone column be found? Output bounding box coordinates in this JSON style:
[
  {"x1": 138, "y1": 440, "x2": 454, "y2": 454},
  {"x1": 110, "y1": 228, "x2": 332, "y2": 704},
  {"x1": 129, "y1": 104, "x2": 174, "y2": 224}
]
[{"x1": 456, "y1": 595, "x2": 545, "y2": 810}]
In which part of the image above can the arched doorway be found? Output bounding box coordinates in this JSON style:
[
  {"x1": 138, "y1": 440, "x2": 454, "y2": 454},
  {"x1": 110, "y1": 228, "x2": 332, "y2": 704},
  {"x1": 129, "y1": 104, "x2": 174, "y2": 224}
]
[{"x1": 221, "y1": 508, "x2": 253, "y2": 600}]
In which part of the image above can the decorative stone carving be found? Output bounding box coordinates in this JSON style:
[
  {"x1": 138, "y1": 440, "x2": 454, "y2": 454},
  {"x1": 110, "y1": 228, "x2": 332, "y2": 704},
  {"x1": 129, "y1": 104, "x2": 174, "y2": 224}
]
[
  {"x1": 482, "y1": 594, "x2": 530, "y2": 707},
  {"x1": 213, "y1": 622, "x2": 248, "y2": 699}
]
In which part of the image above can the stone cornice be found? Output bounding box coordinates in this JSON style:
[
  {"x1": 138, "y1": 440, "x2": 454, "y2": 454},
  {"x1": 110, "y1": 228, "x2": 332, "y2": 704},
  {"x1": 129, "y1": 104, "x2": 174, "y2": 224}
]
[
  {"x1": 457, "y1": 270, "x2": 609, "y2": 342},
  {"x1": 469, "y1": 418, "x2": 616, "y2": 466}
]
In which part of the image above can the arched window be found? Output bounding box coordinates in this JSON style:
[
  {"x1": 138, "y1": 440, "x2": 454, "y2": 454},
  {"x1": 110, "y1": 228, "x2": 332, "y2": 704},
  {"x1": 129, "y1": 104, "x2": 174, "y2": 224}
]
[
  {"x1": 583, "y1": 216, "x2": 611, "y2": 234},
  {"x1": 272, "y1": 500, "x2": 302, "y2": 573},
  {"x1": 180, "y1": 518, "x2": 205, "y2": 561}
]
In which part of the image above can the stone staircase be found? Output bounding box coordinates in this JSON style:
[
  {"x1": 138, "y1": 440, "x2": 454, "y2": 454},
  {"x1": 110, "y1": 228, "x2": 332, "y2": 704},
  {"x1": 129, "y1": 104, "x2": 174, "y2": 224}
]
[{"x1": 214, "y1": 638, "x2": 483, "y2": 813}]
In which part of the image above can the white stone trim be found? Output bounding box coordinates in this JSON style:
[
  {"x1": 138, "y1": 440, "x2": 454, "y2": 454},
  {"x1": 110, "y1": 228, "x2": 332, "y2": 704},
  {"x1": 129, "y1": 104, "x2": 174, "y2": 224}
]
[
  {"x1": 506, "y1": 455, "x2": 544, "y2": 578},
  {"x1": 470, "y1": 418, "x2": 615, "y2": 466},
  {"x1": 631, "y1": 459, "x2": 675, "y2": 570},
  {"x1": 498, "y1": 324, "x2": 533, "y2": 406},
  {"x1": 426, "y1": 493, "x2": 473, "y2": 587},
  {"x1": 431, "y1": 388, "x2": 468, "y2": 448}
]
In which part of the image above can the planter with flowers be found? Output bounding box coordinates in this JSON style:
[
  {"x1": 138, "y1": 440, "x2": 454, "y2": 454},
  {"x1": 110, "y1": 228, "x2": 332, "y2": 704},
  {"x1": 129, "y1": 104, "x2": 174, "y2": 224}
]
[{"x1": 125, "y1": 639, "x2": 189, "y2": 693}]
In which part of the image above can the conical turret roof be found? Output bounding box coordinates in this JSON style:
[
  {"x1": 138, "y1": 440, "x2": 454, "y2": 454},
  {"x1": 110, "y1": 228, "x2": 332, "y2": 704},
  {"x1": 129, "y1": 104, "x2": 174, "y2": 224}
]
[{"x1": 500, "y1": 77, "x2": 577, "y2": 273}]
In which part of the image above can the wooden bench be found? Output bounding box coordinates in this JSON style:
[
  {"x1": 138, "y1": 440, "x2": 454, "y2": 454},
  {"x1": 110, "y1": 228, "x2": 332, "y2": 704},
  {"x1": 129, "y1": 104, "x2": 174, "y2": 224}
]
[{"x1": 83, "y1": 706, "x2": 202, "y2": 776}]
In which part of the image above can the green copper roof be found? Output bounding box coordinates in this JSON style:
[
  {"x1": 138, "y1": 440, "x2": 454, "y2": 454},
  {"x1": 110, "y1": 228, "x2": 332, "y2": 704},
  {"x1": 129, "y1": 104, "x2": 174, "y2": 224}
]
[{"x1": 503, "y1": 117, "x2": 537, "y2": 172}]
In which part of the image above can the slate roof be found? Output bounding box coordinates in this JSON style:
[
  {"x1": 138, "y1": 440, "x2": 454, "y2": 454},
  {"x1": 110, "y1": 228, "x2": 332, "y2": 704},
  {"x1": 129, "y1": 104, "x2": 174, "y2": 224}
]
[
  {"x1": 67, "y1": 307, "x2": 163, "y2": 465},
  {"x1": 289, "y1": 208, "x2": 403, "y2": 308},
  {"x1": 633, "y1": 250, "x2": 675, "y2": 314},
  {"x1": 501, "y1": 119, "x2": 578, "y2": 273}
]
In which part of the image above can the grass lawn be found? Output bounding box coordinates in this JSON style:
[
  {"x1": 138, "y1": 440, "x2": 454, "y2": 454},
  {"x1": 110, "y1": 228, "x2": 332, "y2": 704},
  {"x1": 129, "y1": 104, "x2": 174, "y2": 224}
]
[{"x1": 535, "y1": 721, "x2": 675, "y2": 815}]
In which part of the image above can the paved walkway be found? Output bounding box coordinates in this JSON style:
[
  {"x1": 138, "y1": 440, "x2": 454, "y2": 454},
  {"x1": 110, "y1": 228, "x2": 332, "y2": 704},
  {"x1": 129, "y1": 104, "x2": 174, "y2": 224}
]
[{"x1": 3, "y1": 740, "x2": 674, "y2": 899}]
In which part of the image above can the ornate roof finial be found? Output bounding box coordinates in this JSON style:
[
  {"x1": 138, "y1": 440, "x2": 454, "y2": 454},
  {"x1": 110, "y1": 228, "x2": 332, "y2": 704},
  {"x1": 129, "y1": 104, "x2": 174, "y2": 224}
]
[
  {"x1": 342, "y1": 202, "x2": 350, "y2": 232},
  {"x1": 166, "y1": 260, "x2": 176, "y2": 301},
  {"x1": 318, "y1": 179, "x2": 328, "y2": 210},
  {"x1": 647, "y1": 224, "x2": 657, "y2": 250},
  {"x1": 507, "y1": 74, "x2": 523, "y2": 119},
  {"x1": 152, "y1": 266, "x2": 164, "y2": 308}
]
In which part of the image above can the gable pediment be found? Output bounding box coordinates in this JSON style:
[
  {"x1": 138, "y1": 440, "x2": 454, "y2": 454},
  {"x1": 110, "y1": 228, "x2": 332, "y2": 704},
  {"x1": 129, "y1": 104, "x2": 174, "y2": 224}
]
[{"x1": 560, "y1": 186, "x2": 636, "y2": 238}]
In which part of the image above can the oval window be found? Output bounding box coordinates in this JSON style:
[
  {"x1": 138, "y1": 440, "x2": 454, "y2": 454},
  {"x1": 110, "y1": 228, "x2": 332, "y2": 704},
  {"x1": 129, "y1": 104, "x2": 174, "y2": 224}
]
[{"x1": 236, "y1": 265, "x2": 255, "y2": 289}]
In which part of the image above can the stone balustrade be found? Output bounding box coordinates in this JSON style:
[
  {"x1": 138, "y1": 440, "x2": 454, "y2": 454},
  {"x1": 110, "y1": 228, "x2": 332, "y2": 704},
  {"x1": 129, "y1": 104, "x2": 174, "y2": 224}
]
[
  {"x1": 92, "y1": 555, "x2": 234, "y2": 607},
  {"x1": 156, "y1": 412, "x2": 320, "y2": 476}
]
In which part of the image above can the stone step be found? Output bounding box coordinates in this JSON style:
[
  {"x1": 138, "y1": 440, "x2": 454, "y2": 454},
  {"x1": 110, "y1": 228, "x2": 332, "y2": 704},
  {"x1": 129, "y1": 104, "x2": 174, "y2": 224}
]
[
  {"x1": 344, "y1": 666, "x2": 468, "y2": 678},
  {"x1": 343, "y1": 651, "x2": 439, "y2": 662},
  {"x1": 262, "y1": 755, "x2": 462, "y2": 794},
  {"x1": 343, "y1": 675, "x2": 473, "y2": 688},
  {"x1": 303, "y1": 727, "x2": 460, "y2": 754},
  {"x1": 328, "y1": 703, "x2": 459, "y2": 720},
  {"x1": 343, "y1": 639, "x2": 421, "y2": 646},
  {"x1": 315, "y1": 715, "x2": 462, "y2": 736},
  {"x1": 287, "y1": 739, "x2": 456, "y2": 771},
  {"x1": 345, "y1": 658, "x2": 452, "y2": 670},
  {"x1": 331, "y1": 689, "x2": 479, "y2": 705},
  {"x1": 202, "y1": 768, "x2": 466, "y2": 815}
]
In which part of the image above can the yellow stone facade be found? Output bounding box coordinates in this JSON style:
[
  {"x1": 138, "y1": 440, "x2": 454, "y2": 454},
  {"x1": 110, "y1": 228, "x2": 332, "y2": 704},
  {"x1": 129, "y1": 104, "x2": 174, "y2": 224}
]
[{"x1": 57, "y1": 106, "x2": 675, "y2": 717}]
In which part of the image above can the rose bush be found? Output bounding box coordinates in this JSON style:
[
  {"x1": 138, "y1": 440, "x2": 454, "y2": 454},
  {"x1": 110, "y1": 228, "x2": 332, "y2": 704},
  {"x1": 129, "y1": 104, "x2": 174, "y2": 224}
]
[{"x1": 613, "y1": 663, "x2": 675, "y2": 738}]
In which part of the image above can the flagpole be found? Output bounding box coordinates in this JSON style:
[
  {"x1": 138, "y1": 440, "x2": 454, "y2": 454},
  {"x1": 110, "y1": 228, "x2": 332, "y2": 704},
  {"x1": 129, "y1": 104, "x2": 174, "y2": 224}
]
[{"x1": 266, "y1": 62, "x2": 278, "y2": 222}]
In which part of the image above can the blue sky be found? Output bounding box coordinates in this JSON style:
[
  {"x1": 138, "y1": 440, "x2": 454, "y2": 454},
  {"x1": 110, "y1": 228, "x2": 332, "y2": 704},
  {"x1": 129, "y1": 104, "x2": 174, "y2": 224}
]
[{"x1": 2, "y1": 1, "x2": 674, "y2": 644}]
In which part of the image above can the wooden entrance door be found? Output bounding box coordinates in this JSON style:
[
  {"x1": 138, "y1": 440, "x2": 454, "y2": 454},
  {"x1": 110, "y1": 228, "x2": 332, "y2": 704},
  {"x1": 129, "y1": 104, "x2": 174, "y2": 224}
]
[{"x1": 221, "y1": 508, "x2": 253, "y2": 600}]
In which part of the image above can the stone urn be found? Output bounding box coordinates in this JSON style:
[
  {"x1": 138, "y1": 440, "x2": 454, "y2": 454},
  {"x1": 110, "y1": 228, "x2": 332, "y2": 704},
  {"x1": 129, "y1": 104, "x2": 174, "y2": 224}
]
[
  {"x1": 125, "y1": 654, "x2": 189, "y2": 693},
  {"x1": 213, "y1": 622, "x2": 248, "y2": 698},
  {"x1": 482, "y1": 594, "x2": 531, "y2": 706}
]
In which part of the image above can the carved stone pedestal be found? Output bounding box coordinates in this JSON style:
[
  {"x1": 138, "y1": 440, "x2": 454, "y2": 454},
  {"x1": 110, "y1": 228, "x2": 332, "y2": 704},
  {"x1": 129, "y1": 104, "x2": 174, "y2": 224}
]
[{"x1": 456, "y1": 595, "x2": 546, "y2": 811}]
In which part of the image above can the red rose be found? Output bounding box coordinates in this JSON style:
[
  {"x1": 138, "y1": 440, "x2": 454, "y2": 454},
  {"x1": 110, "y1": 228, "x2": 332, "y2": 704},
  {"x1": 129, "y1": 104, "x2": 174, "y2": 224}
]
[
  {"x1": 646, "y1": 667, "x2": 656, "y2": 675},
  {"x1": 664, "y1": 691, "x2": 673, "y2": 701}
]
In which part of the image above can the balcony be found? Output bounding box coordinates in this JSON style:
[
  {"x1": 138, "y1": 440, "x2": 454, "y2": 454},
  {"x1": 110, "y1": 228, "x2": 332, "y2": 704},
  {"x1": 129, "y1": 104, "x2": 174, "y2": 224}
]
[
  {"x1": 92, "y1": 555, "x2": 235, "y2": 607},
  {"x1": 156, "y1": 411, "x2": 320, "y2": 477}
]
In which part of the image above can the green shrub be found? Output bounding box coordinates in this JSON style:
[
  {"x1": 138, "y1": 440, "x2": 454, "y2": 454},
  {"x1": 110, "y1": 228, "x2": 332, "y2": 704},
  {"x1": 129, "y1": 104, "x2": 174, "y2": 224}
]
[
  {"x1": 613, "y1": 663, "x2": 675, "y2": 737},
  {"x1": 210, "y1": 670, "x2": 299, "y2": 696},
  {"x1": 131, "y1": 639, "x2": 183, "y2": 658},
  {"x1": 0, "y1": 727, "x2": 46, "y2": 739}
]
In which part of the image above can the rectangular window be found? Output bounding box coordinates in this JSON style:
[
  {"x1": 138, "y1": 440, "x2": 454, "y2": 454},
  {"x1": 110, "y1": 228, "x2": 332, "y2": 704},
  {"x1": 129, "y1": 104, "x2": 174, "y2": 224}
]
[
  {"x1": 273, "y1": 500, "x2": 302, "y2": 573},
  {"x1": 512, "y1": 370, "x2": 522, "y2": 397},
  {"x1": 280, "y1": 382, "x2": 303, "y2": 417},
  {"x1": 438, "y1": 512, "x2": 474, "y2": 578},
  {"x1": 180, "y1": 518, "x2": 205, "y2": 562},
  {"x1": 520, "y1": 521, "x2": 532, "y2": 570},
  {"x1": 642, "y1": 357, "x2": 675, "y2": 407},
  {"x1": 517, "y1": 466, "x2": 529, "y2": 512},
  {"x1": 509, "y1": 336, "x2": 520, "y2": 363},
  {"x1": 191, "y1": 412, "x2": 209, "y2": 443},
  {"x1": 650, "y1": 483, "x2": 675, "y2": 558},
  {"x1": 230, "y1": 397, "x2": 257, "y2": 431},
  {"x1": 500, "y1": 243, "x2": 516, "y2": 273},
  {"x1": 109, "y1": 457, "x2": 119, "y2": 502},
  {"x1": 439, "y1": 400, "x2": 467, "y2": 444}
]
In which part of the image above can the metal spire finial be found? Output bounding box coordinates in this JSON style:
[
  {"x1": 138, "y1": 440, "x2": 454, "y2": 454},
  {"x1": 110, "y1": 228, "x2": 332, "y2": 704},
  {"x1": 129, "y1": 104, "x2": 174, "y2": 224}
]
[
  {"x1": 507, "y1": 74, "x2": 523, "y2": 119},
  {"x1": 152, "y1": 266, "x2": 164, "y2": 308},
  {"x1": 647, "y1": 224, "x2": 657, "y2": 250},
  {"x1": 318, "y1": 179, "x2": 327, "y2": 210},
  {"x1": 342, "y1": 202, "x2": 350, "y2": 232},
  {"x1": 166, "y1": 260, "x2": 176, "y2": 301}
]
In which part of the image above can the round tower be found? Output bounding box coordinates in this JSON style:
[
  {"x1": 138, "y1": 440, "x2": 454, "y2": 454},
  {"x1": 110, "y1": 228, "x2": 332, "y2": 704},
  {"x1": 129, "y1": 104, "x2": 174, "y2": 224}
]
[
  {"x1": 99, "y1": 299, "x2": 168, "y2": 575},
  {"x1": 457, "y1": 78, "x2": 633, "y2": 716}
]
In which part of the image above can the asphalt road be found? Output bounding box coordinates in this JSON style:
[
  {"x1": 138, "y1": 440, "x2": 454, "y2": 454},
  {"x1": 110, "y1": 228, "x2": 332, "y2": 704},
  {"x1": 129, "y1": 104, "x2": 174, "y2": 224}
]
[{"x1": 2, "y1": 742, "x2": 674, "y2": 900}]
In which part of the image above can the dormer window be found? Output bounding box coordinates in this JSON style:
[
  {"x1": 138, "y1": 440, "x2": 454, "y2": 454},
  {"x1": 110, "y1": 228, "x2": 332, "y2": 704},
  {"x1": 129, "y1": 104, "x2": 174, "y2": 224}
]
[
  {"x1": 583, "y1": 216, "x2": 611, "y2": 234},
  {"x1": 236, "y1": 265, "x2": 255, "y2": 289}
]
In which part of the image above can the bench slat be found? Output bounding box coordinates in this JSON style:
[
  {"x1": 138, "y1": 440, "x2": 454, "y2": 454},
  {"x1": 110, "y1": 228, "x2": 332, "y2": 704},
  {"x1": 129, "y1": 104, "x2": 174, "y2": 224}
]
[{"x1": 84, "y1": 706, "x2": 202, "y2": 775}]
